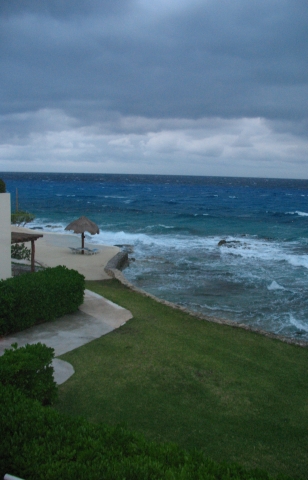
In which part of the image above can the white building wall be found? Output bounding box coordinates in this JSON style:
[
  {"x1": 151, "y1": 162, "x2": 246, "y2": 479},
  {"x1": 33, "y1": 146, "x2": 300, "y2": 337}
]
[{"x1": 0, "y1": 193, "x2": 12, "y2": 280}]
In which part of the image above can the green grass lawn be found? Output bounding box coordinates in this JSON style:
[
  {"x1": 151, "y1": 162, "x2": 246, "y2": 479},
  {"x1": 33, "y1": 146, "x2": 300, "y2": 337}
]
[{"x1": 56, "y1": 280, "x2": 308, "y2": 479}]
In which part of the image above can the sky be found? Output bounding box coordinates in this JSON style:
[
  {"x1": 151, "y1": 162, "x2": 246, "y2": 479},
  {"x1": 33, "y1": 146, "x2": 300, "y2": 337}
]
[{"x1": 0, "y1": 0, "x2": 308, "y2": 178}]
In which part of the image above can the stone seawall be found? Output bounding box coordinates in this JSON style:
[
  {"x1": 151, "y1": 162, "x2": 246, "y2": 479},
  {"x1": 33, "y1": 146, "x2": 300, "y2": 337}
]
[
  {"x1": 105, "y1": 260, "x2": 308, "y2": 349},
  {"x1": 105, "y1": 251, "x2": 129, "y2": 271}
]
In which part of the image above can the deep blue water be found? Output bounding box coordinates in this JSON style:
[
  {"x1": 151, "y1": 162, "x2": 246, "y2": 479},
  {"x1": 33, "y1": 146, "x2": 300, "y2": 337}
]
[{"x1": 2, "y1": 172, "x2": 308, "y2": 341}]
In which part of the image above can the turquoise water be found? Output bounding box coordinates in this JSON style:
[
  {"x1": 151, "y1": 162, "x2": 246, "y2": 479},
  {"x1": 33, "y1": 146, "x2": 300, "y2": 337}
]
[{"x1": 3, "y1": 172, "x2": 308, "y2": 340}]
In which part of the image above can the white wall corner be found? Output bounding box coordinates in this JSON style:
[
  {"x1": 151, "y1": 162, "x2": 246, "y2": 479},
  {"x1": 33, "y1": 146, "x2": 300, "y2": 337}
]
[{"x1": 0, "y1": 193, "x2": 12, "y2": 280}]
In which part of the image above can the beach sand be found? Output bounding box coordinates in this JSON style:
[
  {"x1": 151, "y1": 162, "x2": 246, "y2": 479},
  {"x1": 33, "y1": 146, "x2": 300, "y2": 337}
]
[{"x1": 11, "y1": 226, "x2": 120, "y2": 280}]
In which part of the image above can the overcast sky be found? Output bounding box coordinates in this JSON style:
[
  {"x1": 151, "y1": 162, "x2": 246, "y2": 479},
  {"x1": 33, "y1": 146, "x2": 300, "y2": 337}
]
[{"x1": 1, "y1": 0, "x2": 308, "y2": 178}]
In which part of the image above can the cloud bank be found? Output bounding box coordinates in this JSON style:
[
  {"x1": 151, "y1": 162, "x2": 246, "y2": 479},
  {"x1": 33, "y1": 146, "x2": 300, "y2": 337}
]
[{"x1": 1, "y1": 0, "x2": 308, "y2": 177}]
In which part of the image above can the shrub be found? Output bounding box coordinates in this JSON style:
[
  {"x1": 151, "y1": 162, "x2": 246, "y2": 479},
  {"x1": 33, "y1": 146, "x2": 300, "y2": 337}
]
[
  {"x1": 11, "y1": 242, "x2": 31, "y2": 261},
  {"x1": 0, "y1": 343, "x2": 57, "y2": 405},
  {"x1": 0, "y1": 266, "x2": 85, "y2": 335},
  {"x1": 11, "y1": 210, "x2": 35, "y2": 226},
  {"x1": 0, "y1": 385, "x2": 288, "y2": 480},
  {"x1": 0, "y1": 178, "x2": 6, "y2": 193}
]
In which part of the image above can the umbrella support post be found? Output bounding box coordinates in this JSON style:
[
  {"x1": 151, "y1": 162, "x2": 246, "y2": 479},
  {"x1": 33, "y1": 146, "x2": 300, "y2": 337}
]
[{"x1": 82, "y1": 232, "x2": 85, "y2": 254}]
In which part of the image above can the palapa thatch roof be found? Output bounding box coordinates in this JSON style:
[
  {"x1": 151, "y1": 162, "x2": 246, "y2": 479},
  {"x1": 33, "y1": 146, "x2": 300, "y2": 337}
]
[
  {"x1": 11, "y1": 232, "x2": 43, "y2": 244},
  {"x1": 65, "y1": 216, "x2": 99, "y2": 235}
]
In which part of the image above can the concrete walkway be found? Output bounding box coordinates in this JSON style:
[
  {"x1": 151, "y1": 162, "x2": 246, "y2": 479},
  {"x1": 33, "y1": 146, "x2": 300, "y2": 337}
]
[{"x1": 0, "y1": 290, "x2": 133, "y2": 385}]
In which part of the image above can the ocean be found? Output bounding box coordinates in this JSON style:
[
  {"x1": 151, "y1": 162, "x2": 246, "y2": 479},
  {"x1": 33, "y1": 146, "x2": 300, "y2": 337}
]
[{"x1": 2, "y1": 172, "x2": 308, "y2": 341}]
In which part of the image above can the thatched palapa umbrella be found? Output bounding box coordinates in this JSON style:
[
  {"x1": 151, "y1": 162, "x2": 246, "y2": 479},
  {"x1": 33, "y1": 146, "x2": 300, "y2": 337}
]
[{"x1": 65, "y1": 216, "x2": 99, "y2": 254}]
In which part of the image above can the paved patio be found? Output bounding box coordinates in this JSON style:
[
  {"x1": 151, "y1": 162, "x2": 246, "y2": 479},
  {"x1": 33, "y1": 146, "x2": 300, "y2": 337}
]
[{"x1": 0, "y1": 290, "x2": 133, "y2": 384}]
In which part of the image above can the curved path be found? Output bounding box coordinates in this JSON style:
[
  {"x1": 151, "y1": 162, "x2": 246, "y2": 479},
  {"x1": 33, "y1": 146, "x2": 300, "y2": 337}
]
[{"x1": 0, "y1": 290, "x2": 133, "y2": 384}]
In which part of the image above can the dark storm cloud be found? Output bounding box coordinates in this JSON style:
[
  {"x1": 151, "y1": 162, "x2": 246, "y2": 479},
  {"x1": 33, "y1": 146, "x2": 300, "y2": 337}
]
[
  {"x1": 0, "y1": 0, "x2": 128, "y2": 18},
  {"x1": 1, "y1": 0, "x2": 308, "y2": 178},
  {"x1": 1, "y1": 0, "x2": 308, "y2": 122}
]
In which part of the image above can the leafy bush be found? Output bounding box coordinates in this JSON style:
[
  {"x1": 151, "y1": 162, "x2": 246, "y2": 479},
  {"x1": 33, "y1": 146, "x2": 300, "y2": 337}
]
[
  {"x1": 11, "y1": 210, "x2": 35, "y2": 226},
  {"x1": 11, "y1": 242, "x2": 31, "y2": 261},
  {"x1": 0, "y1": 343, "x2": 57, "y2": 405},
  {"x1": 0, "y1": 385, "x2": 289, "y2": 480},
  {"x1": 0, "y1": 178, "x2": 6, "y2": 193},
  {"x1": 0, "y1": 266, "x2": 85, "y2": 335}
]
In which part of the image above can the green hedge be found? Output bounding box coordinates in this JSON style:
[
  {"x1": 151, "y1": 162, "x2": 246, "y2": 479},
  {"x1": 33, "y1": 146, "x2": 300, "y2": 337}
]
[
  {"x1": 0, "y1": 343, "x2": 57, "y2": 405},
  {"x1": 0, "y1": 385, "x2": 290, "y2": 480},
  {"x1": 0, "y1": 266, "x2": 85, "y2": 335}
]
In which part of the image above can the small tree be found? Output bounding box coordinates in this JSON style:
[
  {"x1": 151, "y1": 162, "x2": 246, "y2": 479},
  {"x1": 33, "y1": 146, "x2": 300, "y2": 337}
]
[
  {"x1": 10, "y1": 187, "x2": 35, "y2": 225},
  {"x1": 11, "y1": 243, "x2": 31, "y2": 261},
  {"x1": 0, "y1": 178, "x2": 6, "y2": 193},
  {"x1": 11, "y1": 211, "x2": 35, "y2": 226}
]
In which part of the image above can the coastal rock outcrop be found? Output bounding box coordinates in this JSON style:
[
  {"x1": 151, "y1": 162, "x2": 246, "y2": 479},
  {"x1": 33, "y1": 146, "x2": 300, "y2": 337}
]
[{"x1": 218, "y1": 239, "x2": 241, "y2": 247}]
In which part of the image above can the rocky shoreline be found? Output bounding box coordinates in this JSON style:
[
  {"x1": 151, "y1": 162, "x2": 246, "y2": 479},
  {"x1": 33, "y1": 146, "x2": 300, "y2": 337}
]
[{"x1": 105, "y1": 253, "x2": 308, "y2": 349}]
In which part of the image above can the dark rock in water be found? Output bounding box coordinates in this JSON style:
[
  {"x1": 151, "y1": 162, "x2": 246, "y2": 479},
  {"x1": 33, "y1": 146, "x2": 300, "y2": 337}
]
[
  {"x1": 218, "y1": 239, "x2": 242, "y2": 247},
  {"x1": 114, "y1": 244, "x2": 134, "y2": 253}
]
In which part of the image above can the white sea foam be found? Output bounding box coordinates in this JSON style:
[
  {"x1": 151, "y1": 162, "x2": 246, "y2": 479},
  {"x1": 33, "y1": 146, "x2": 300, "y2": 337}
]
[
  {"x1": 284, "y1": 254, "x2": 308, "y2": 269},
  {"x1": 289, "y1": 314, "x2": 308, "y2": 333},
  {"x1": 103, "y1": 195, "x2": 128, "y2": 199},
  {"x1": 267, "y1": 281, "x2": 285, "y2": 291},
  {"x1": 199, "y1": 303, "x2": 243, "y2": 314},
  {"x1": 95, "y1": 230, "x2": 153, "y2": 246},
  {"x1": 218, "y1": 237, "x2": 308, "y2": 270},
  {"x1": 286, "y1": 211, "x2": 308, "y2": 216}
]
